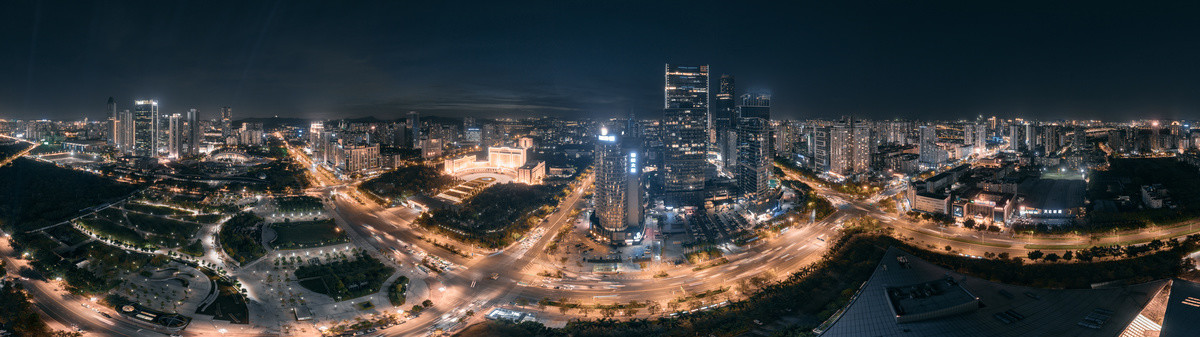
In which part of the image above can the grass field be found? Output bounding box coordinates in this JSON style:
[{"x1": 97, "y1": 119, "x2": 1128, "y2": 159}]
[
  {"x1": 270, "y1": 220, "x2": 348, "y2": 249},
  {"x1": 126, "y1": 213, "x2": 201, "y2": 239}
]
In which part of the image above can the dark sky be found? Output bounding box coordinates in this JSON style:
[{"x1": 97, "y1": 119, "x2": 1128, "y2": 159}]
[{"x1": 3, "y1": 1, "x2": 1200, "y2": 122}]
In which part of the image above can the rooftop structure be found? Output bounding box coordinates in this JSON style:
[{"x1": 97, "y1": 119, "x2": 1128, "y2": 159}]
[{"x1": 820, "y1": 247, "x2": 1166, "y2": 337}]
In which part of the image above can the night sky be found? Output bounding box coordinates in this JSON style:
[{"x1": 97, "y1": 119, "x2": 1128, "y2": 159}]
[{"x1": 3, "y1": 1, "x2": 1200, "y2": 122}]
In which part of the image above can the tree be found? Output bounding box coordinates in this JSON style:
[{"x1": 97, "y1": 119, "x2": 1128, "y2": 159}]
[
  {"x1": 1063, "y1": 251, "x2": 1074, "y2": 261},
  {"x1": 1027, "y1": 250, "x2": 1044, "y2": 260},
  {"x1": 422, "y1": 299, "x2": 433, "y2": 308},
  {"x1": 944, "y1": 245, "x2": 952, "y2": 251},
  {"x1": 963, "y1": 219, "x2": 977, "y2": 229},
  {"x1": 1044, "y1": 253, "x2": 1060, "y2": 262},
  {"x1": 997, "y1": 252, "x2": 1010, "y2": 260}
]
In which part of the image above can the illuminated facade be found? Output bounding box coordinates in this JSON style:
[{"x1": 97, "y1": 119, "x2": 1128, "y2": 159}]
[
  {"x1": 662, "y1": 64, "x2": 709, "y2": 206},
  {"x1": 737, "y1": 92, "x2": 771, "y2": 201},
  {"x1": 715, "y1": 74, "x2": 737, "y2": 172},
  {"x1": 132, "y1": 99, "x2": 158, "y2": 157},
  {"x1": 342, "y1": 143, "x2": 380, "y2": 173},
  {"x1": 592, "y1": 128, "x2": 642, "y2": 245}
]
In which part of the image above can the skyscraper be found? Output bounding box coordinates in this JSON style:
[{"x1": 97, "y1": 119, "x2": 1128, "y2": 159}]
[
  {"x1": 662, "y1": 64, "x2": 709, "y2": 206},
  {"x1": 592, "y1": 126, "x2": 642, "y2": 245},
  {"x1": 117, "y1": 109, "x2": 134, "y2": 153},
  {"x1": 715, "y1": 75, "x2": 737, "y2": 172},
  {"x1": 106, "y1": 97, "x2": 117, "y2": 145},
  {"x1": 736, "y1": 92, "x2": 771, "y2": 201},
  {"x1": 168, "y1": 113, "x2": 182, "y2": 158},
  {"x1": 220, "y1": 106, "x2": 233, "y2": 141},
  {"x1": 187, "y1": 109, "x2": 200, "y2": 155},
  {"x1": 408, "y1": 111, "x2": 421, "y2": 149},
  {"x1": 918, "y1": 124, "x2": 943, "y2": 169},
  {"x1": 820, "y1": 117, "x2": 871, "y2": 177},
  {"x1": 133, "y1": 99, "x2": 158, "y2": 157}
]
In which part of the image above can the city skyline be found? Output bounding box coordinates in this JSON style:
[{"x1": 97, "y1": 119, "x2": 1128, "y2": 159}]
[{"x1": 5, "y1": 2, "x2": 1200, "y2": 121}]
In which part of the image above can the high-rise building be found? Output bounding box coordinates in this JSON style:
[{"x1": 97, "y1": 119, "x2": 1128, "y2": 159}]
[
  {"x1": 187, "y1": 109, "x2": 200, "y2": 155},
  {"x1": 591, "y1": 126, "x2": 642, "y2": 245},
  {"x1": 662, "y1": 64, "x2": 709, "y2": 206},
  {"x1": 342, "y1": 143, "x2": 380, "y2": 173},
  {"x1": 167, "y1": 113, "x2": 183, "y2": 158},
  {"x1": 918, "y1": 124, "x2": 943, "y2": 168},
  {"x1": 220, "y1": 106, "x2": 233, "y2": 141},
  {"x1": 106, "y1": 97, "x2": 117, "y2": 145},
  {"x1": 821, "y1": 117, "x2": 871, "y2": 177},
  {"x1": 714, "y1": 75, "x2": 737, "y2": 170},
  {"x1": 737, "y1": 93, "x2": 771, "y2": 201},
  {"x1": 133, "y1": 99, "x2": 158, "y2": 157},
  {"x1": 408, "y1": 111, "x2": 421, "y2": 148},
  {"x1": 1042, "y1": 125, "x2": 1060, "y2": 154}
]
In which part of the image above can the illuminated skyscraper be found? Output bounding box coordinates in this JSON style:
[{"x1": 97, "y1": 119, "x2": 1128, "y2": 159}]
[
  {"x1": 592, "y1": 126, "x2": 642, "y2": 245},
  {"x1": 168, "y1": 113, "x2": 182, "y2": 158},
  {"x1": 737, "y1": 92, "x2": 771, "y2": 201},
  {"x1": 408, "y1": 111, "x2": 420, "y2": 148},
  {"x1": 220, "y1": 106, "x2": 233, "y2": 141},
  {"x1": 662, "y1": 64, "x2": 709, "y2": 206},
  {"x1": 133, "y1": 99, "x2": 158, "y2": 157},
  {"x1": 819, "y1": 117, "x2": 871, "y2": 177},
  {"x1": 187, "y1": 109, "x2": 200, "y2": 155},
  {"x1": 106, "y1": 97, "x2": 117, "y2": 145},
  {"x1": 715, "y1": 74, "x2": 737, "y2": 172}
]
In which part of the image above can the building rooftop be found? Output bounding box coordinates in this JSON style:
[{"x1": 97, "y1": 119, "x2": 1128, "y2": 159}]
[
  {"x1": 820, "y1": 247, "x2": 1166, "y2": 337},
  {"x1": 1160, "y1": 279, "x2": 1200, "y2": 337}
]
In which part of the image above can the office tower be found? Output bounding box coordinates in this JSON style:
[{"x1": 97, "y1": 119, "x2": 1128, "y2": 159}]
[
  {"x1": 120, "y1": 109, "x2": 134, "y2": 153},
  {"x1": 918, "y1": 124, "x2": 940, "y2": 168},
  {"x1": 662, "y1": 64, "x2": 709, "y2": 206},
  {"x1": 133, "y1": 99, "x2": 158, "y2": 157},
  {"x1": 187, "y1": 109, "x2": 200, "y2": 155},
  {"x1": 714, "y1": 75, "x2": 737, "y2": 170},
  {"x1": 408, "y1": 111, "x2": 421, "y2": 148},
  {"x1": 592, "y1": 127, "x2": 642, "y2": 245},
  {"x1": 220, "y1": 106, "x2": 233, "y2": 141},
  {"x1": 106, "y1": 97, "x2": 117, "y2": 145},
  {"x1": 343, "y1": 144, "x2": 380, "y2": 173},
  {"x1": 736, "y1": 93, "x2": 771, "y2": 201},
  {"x1": 310, "y1": 122, "x2": 325, "y2": 149},
  {"x1": 167, "y1": 113, "x2": 182, "y2": 158}
]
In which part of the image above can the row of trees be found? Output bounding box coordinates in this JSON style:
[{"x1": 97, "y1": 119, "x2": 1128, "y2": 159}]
[
  {"x1": 359, "y1": 164, "x2": 456, "y2": 202},
  {"x1": 414, "y1": 183, "x2": 560, "y2": 249},
  {"x1": 294, "y1": 254, "x2": 394, "y2": 300}
]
